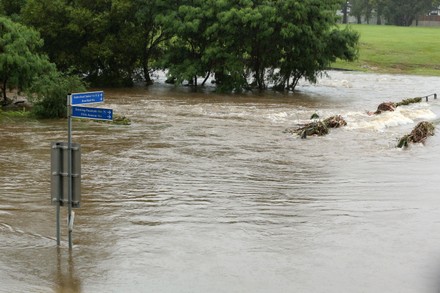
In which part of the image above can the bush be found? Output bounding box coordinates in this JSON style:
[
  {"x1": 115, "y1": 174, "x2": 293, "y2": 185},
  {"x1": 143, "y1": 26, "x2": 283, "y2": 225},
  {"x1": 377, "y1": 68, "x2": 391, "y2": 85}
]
[{"x1": 28, "y1": 70, "x2": 86, "y2": 118}]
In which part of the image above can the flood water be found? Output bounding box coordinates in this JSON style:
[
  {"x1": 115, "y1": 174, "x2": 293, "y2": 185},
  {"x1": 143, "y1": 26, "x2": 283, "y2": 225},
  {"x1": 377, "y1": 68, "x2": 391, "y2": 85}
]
[{"x1": 1, "y1": 71, "x2": 440, "y2": 292}]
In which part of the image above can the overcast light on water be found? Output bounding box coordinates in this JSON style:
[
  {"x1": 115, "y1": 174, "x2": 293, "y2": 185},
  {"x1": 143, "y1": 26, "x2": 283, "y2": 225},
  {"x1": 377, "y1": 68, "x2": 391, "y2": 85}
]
[{"x1": 1, "y1": 71, "x2": 440, "y2": 293}]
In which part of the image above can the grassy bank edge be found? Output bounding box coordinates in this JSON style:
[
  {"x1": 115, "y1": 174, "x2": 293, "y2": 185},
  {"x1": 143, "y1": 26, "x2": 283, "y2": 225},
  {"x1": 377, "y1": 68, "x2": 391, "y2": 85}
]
[{"x1": 332, "y1": 24, "x2": 440, "y2": 76}]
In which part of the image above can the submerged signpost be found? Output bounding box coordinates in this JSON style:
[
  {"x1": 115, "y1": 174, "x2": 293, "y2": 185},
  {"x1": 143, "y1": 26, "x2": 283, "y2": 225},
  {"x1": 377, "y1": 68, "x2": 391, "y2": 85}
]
[{"x1": 51, "y1": 90, "x2": 112, "y2": 249}]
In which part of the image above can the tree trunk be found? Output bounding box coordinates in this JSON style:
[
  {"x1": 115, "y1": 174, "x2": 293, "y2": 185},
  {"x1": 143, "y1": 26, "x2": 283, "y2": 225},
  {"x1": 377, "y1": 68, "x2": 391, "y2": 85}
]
[
  {"x1": 142, "y1": 50, "x2": 153, "y2": 86},
  {"x1": 342, "y1": 1, "x2": 348, "y2": 24},
  {"x1": 201, "y1": 71, "x2": 210, "y2": 86},
  {"x1": 1, "y1": 79, "x2": 7, "y2": 105}
]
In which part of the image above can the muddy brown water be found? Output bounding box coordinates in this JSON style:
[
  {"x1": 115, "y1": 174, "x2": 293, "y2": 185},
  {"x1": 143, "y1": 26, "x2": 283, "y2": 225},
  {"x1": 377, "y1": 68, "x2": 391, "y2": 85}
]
[{"x1": 1, "y1": 71, "x2": 440, "y2": 292}]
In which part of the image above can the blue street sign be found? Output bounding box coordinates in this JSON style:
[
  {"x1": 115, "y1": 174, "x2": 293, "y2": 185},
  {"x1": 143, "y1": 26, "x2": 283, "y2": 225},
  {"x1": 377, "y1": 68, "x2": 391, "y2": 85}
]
[
  {"x1": 70, "y1": 91, "x2": 104, "y2": 105},
  {"x1": 71, "y1": 106, "x2": 113, "y2": 121}
]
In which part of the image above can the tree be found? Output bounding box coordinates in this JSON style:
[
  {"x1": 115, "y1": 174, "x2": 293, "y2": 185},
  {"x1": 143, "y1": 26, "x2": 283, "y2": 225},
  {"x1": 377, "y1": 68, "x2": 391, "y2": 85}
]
[
  {"x1": 158, "y1": 0, "x2": 218, "y2": 87},
  {"x1": 350, "y1": 0, "x2": 374, "y2": 24},
  {"x1": 272, "y1": 0, "x2": 358, "y2": 90},
  {"x1": 382, "y1": 0, "x2": 433, "y2": 26},
  {"x1": 160, "y1": 0, "x2": 359, "y2": 91},
  {"x1": 371, "y1": 0, "x2": 387, "y2": 24},
  {"x1": 0, "y1": 16, "x2": 53, "y2": 105},
  {"x1": 28, "y1": 70, "x2": 86, "y2": 118},
  {"x1": 0, "y1": 0, "x2": 26, "y2": 21},
  {"x1": 22, "y1": 0, "x2": 172, "y2": 86},
  {"x1": 341, "y1": 0, "x2": 350, "y2": 24},
  {"x1": 133, "y1": 0, "x2": 173, "y2": 85}
]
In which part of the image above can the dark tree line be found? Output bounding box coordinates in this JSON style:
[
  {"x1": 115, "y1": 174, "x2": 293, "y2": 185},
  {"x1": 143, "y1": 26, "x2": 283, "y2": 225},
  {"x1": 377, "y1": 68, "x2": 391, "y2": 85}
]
[
  {"x1": 344, "y1": 0, "x2": 440, "y2": 26},
  {"x1": 1, "y1": 0, "x2": 358, "y2": 93}
]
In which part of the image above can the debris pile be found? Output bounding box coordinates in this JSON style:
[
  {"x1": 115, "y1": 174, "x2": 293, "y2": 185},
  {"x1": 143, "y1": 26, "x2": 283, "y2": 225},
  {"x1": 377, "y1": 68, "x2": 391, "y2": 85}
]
[
  {"x1": 112, "y1": 114, "x2": 131, "y2": 125},
  {"x1": 397, "y1": 121, "x2": 435, "y2": 148},
  {"x1": 370, "y1": 97, "x2": 423, "y2": 115},
  {"x1": 323, "y1": 115, "x2": 347, "y2": 128},
  {"x1": 285, "y1": 115, "x2": 347, "y2": 139},
  {"x1": 395, "y1": 97, "x2": 422, "y2": 107}
]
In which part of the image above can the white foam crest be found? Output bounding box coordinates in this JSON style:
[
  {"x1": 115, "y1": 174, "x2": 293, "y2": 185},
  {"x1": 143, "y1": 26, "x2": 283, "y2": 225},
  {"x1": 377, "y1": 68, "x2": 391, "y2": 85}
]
[
  {"x1": 346, "y1": 106, "x2": 436, "y2": 132},
  {"x1": 266, "y1": 111, "x2": 289, "y2": 123},
  {"x1": 315, "y1": 78, "x2": 352, "y2": 88}
]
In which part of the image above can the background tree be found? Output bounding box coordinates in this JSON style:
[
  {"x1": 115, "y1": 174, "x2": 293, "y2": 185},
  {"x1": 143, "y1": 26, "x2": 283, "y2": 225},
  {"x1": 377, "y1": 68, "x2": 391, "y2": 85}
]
[
  {"x1": 22, "y1": 0, "x2": 172, "y2": 86},
  {"x1": 0, "y1": 16, "x2": 53, "y2": 105},
  {"x1": 350, "y1": 0, "x2": 373, "y2": 24},
  {"x1": 347, "y1": 0, "x2": 437, "y2": 26},
  {"x1": 371, "y1": 0, "x2": 386, "y2": 24},
  {"x1": 0, "y1": 0, "x2": 26, "y2": 21},
  {"x1": 380, "y1": 0, "x2": 434, "y2": 26}
]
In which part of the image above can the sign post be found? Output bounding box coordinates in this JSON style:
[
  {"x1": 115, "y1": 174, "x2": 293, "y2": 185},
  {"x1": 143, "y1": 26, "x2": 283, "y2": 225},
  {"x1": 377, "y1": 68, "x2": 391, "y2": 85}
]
[
  {"x1": 67, "y1": 95, "x2": 73, "y2": 249},
  {"x1": 52, "y1": 90, "x2": 110, "y2": 249}
]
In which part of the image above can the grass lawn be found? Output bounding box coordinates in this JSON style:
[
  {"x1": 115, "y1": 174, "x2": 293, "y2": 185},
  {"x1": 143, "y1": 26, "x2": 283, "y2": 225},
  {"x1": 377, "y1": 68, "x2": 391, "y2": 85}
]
[{"x1": 332, "y1": 24, "x2": 440, "y2": 76}]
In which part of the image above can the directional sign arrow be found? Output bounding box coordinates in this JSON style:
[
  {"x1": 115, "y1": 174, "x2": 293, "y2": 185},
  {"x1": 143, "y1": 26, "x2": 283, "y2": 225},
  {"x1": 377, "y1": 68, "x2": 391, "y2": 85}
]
[
  {"x1": 70, "y1": 91, "x2": 104, "y2": 105},
  {"x1": 71, "y1": 106, "x2": 113, "y2": 121}
]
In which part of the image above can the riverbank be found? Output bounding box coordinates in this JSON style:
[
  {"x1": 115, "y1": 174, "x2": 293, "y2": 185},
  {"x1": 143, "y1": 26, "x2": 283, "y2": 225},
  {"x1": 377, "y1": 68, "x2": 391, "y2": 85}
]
[{"x1": 332, "y1": 24, "x2": 440, "y2": 76}]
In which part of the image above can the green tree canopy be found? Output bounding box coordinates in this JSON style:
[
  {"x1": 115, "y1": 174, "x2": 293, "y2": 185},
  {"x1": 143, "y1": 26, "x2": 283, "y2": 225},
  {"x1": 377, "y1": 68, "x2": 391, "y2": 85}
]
[
  {"x1": 0, "y1": 16, "x2": 53, "y2": 105},
  {"x1": 22, "y1": 0, "x2": 172, "y2": 86},
  {"x1": 349, "y1": 0, "x2": 438, "y2": 26},
  {"x1": 160, "y1": 0, "x2": 358, "y2": 91},
  {"x1": 0, "y1": 0, "x2": 26, "y2": 21},
  {"x1": 383, "y1": 0, "x2": 433, "y2": 26},
  {"x1": 18, "y1": 0, "x2": 359, "y2": 91}
]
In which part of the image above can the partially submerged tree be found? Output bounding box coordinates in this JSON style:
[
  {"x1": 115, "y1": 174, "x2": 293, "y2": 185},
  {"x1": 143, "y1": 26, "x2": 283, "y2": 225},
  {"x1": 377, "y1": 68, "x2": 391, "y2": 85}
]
[
  {"x1": 0, "y1": 16, "x2": 53, "y2": 105},
  {"x1": 160, "y1": 0, "x2": 359, "y2": 92},
  {"x1": 22, "y1": 0, "x2": 172, "y2": 86},
  {"x1": 28, "y1": 70, "x2": 86, "y2": 118}
]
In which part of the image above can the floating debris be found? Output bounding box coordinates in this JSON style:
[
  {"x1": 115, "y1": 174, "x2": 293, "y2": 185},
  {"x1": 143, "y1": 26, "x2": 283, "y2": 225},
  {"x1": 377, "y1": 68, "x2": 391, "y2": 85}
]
[
  {"x1": 310, "y1": 113, "x2": 319, "y2": 119},
  {"x1": 370, "y1": 97, "x2": 423, "y2": 115},
  {"x1": 323, "y1": 115, "x2": 347, "y2": 128},
  {"x1": 90, "y1": 113, "x2": 131, "y2": 125},
  {"x1": 395, "y1": 97, "x2": 422, "y2": 107},
  {"x1": 374, "y1": 102, "x2": 396, "y2": 114},
  {"x1": 112, "y1": 114, "x2": 131, "y2": 125},
  {"x1": 293, "y1": 121, "x2": 329, "y2": 139},
  {"x1": 397, "y1": 121, "x2": 435, "y2": 148},
  {"x1": 284, "y1": 115, "x2": 347, "y2": 139}
]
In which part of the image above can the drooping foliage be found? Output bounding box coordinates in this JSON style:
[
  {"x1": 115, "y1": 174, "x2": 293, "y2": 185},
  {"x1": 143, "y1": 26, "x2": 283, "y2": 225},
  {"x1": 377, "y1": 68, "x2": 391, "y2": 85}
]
[
  {"x1": 28, "y1": 69, "x2": 86, "y2": 118},
  {"x1": 160, "y1": 0, "x2": 358, "y2": 91},
  {"x1": 16, "y1": 0, "x2": 359, "y2": 92},
  {"x1": 21, "y1": 0, "x2": 172, "y2": 86},
  {"x1": 0, "y1": 16, "x2": 53, "y2": 104}
]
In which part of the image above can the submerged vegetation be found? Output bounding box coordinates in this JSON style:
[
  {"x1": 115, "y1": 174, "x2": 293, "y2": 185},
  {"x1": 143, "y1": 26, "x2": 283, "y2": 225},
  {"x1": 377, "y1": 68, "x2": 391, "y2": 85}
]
[
  {"x1": 370, "y1": 97, "x2": 423, "y2": 115},
  {"x1": 285, "y1": 115, "x2": 347, "y2": 138},
  {"x1": 0, "y1": 108, "x2": 33, "y2": 122},
  {"x1": 397, "y1": 121, "x2": 435, "y2": 148}
]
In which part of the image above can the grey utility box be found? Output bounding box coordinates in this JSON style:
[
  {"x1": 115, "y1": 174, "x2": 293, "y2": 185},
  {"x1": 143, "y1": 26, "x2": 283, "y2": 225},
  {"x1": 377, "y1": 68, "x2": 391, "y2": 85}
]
[{"x1": 51, "y1": 142, "x2": 81, "y2": 208}]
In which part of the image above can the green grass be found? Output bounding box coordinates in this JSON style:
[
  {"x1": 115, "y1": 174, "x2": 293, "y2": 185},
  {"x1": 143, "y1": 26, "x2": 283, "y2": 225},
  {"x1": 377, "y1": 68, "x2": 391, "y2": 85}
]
[
  {"x1": 333, "y1": 24, "x2": 440, "y2": 76},
  {"x1": 0, "y1": 108, "x2": 33, "y2": 122}
]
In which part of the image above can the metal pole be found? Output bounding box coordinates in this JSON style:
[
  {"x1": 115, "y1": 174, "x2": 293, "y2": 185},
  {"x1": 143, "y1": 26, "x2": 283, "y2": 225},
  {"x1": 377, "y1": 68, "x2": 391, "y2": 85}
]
[
  {"x1": 67, "y1": 94, "x2": 73, "y2": 249},
  {"x1": 56, "y1": 193, "x2": 60, "y2": 245}
]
